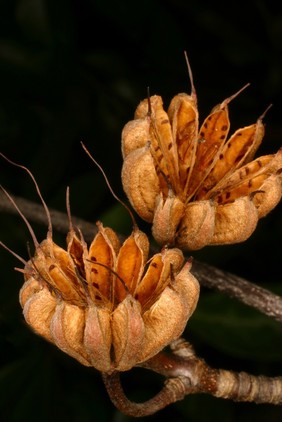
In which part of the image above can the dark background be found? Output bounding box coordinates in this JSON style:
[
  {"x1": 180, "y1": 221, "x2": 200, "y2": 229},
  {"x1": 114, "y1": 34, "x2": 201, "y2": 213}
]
[{"x1": 0, "y1": 1, "x2": 282, "y2": 421}]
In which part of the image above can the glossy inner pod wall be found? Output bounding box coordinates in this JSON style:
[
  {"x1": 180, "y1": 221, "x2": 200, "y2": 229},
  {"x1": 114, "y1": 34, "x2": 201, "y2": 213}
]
[
  {"x1": 122, "y1": 91, "x2": 282, "y2": 250},
  {"x1": 20, "y1": 222, "x2": 199, "y2": 372}
]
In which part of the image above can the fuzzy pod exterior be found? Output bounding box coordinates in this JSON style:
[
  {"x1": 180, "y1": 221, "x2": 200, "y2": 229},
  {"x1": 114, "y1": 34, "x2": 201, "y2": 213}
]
[
  {"x1": 19, "y1": 223, "x2": 200, "y2": 373},
  {"x1": 121, "y1": 90, "x2": 282, "y2": 250}
]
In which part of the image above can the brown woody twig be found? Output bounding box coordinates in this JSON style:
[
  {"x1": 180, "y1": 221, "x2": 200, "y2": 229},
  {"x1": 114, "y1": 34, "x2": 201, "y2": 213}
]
[{"x1": 103, "y1": 339, "x2": 282, "y2": 417}]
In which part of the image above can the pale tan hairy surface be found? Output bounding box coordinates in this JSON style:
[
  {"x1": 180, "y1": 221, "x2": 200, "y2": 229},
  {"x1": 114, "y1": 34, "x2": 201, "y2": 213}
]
[
  {"x1": 19, "y1": 225, "x2": 199, "y2": 372},
  {"x1": 121, "y1": 89, "x2": 282, "y2": 250}
]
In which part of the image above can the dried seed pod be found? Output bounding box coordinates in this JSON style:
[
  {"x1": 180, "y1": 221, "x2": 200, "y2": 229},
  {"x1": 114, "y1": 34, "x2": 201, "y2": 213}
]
[
  {"x1": 0, "y1": 153, "x2": 199, "y2": 374},
  {"x1": 18, "y1": 223, "x2": 199, "y2": 373},
  {"x1": 122, "y1": 85, "x2": 282, "y2": 249}
]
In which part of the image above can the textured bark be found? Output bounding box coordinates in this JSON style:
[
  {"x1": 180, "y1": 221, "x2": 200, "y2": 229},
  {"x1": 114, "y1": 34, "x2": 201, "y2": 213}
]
[{"x1": 102, "y1": 339, "x2": 282, "y2": 417}]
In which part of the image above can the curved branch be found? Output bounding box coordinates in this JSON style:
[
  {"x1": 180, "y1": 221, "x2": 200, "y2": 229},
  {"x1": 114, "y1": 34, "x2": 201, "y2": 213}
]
[
  {"x1": 102, "y1": 371, "x2": 189, "y2": 417},
  {"x1": 143, "y1": 339, "x2": 282, "y2": 405},
  {"x1": 103, "y1": 339, "x2": 282, "y2": 417},
  {"x1": 1, "y1": 191, "x2": 282, "y2": 322}
]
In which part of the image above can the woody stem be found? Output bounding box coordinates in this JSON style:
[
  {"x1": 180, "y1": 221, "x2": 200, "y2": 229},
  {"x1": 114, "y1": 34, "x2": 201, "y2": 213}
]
[
  {"x1": 102, "y1": 339, "x2": 282, "y2": 417},
  {"x1": 0, "y1": 191, "x2": 98, "y2": 240},
  {"x1": 192, "y1": 260, "x2": 282, "y2": 323},
  {"x1": 142, "y1": 338, "x2": 282, "y2": 404},
  {"x1": 101, "y1": 370, "x2": 190, "y2": 417}
]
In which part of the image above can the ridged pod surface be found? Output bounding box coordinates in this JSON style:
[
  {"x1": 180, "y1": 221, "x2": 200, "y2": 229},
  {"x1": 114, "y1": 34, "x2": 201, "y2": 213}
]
[
  {"x1": 122, "y1": 91, "x2": 282, "y2": 249},
  {"x1": 20, "y1": 223, "x2": 199, "y2": 373}
]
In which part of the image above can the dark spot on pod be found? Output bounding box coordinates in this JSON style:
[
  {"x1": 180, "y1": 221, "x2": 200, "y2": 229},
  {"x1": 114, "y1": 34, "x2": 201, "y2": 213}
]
[
  {"x1": 200, "y1": 187, "x2": 209, "y2": 196},
  {"x1": 245, "y1": 167, "x2": 250, "y2": 175},
  {"x1": 90, "y1": 256, "x2": 97, "y2": 262},
  {"x1": 220, "y1": 134, "x2": 225, "y2": 140},
  {"x1": 237, "y1": 131, "x2": 242, "y2": 137},
  {"x1": 92, "y1": 281, "x2": 99, "y2": 289},
  {"x1": 151, "y1": 262, "x2": 158, "y2": 268},
  {"x1": 204, "y1": 122, "x2": 208, "y2": 129},
  {"x1": 248, "y1": 179, "x2": 253, "y2": 188},
  {"x1": 95, "y1": 295, "x2": 102, "y2": 301},
  {"x1": 154, "y1": 145, "x2": 160, "y2": 152},
  {"x1": 168, "y1": 142, "x2": 172, "y2": 150},
  {"x1": 158, "y1": 153, "x2": 164, "y2": 161},
  {"x1": 208, "y1": 115, "x2": 213, "y2": 121},
  {"x1": 49, "y1": 264, "x2": 56, "y2": 271},
  {"x1": 221, "y1": 125, "x2": 228, "y2": 131},
  {"x1": 91, "y1": 268, "x2": 98, "y2": 274},
  {"x1": 257, "y1": 160, "x2": 262, "y2": 168},
  {"x1": 200, "y1": 131, "x2": 205, "y2": 137},
  {"x1": 227, "y1": 143, "x2": 231, "y2": 148},
  {"x1": 235, "y1": 154, "x2": 244, "y2": 164},
  {"x1": 217, "y1": 195, "x2": 223, "y2": 204},
  {"x1": 250, "y1": 189, "x2": 264, "y2": 200},
  {"x1": 135, "y1": 293, "x2": 139, "y2": 300},
  {"x1": 219, "y1": 154, "x2": 224, "y2": 160},
  {"x1": 161, "y1": 119, "x2": 169, "y2": 125},
  {"x1": 225, "y1": 192, "x2": 231, "y2": 199},
  {"x1": 178, "y1": 231, "x2": 188, "y2": 241}
]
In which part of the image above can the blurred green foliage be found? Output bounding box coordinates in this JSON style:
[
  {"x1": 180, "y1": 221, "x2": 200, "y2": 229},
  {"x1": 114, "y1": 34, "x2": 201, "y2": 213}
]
[{"x1": 0, "y1": 1, "x2": 281, "y2": 421}]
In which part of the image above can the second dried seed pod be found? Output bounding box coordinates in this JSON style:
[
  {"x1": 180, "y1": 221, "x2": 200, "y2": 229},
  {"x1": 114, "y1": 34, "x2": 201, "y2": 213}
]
[{"x1": 122, "y1": 89, "x2": 282, "y2": 250}]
